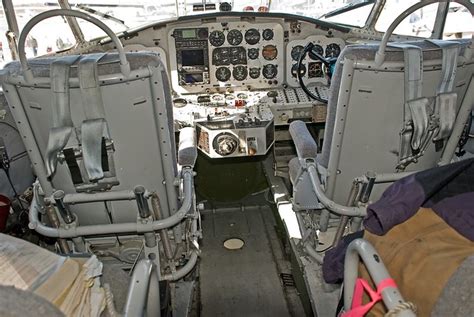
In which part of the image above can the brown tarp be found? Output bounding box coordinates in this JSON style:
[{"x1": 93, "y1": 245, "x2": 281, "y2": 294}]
[{"x1": 360, "y1": 208, "x2": 474, "y2": 317}]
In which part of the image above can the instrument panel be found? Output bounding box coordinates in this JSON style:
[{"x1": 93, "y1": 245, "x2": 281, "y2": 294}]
[
  {"x1": 169, "y1": 22, "x2": 284, "y2": 94},
  {"x1": 286, "y1": 36, "x2": 345, "y2": 87}
]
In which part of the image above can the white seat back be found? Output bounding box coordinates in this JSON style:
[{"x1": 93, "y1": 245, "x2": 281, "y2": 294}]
[
  {"x1": 321, "y1": 40, "x2": 474, "y2": 205},
  {"x1": 1, "y1": 52, "x2": 179, "y2": 225}
]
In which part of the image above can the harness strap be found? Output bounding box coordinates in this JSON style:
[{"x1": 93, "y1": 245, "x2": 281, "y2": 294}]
[
  {"x1": 408, "y1": 97, "x2": 430, "y2": 151},
  {"x1": 426, "y1": 39, "x2": 460, "y2": 94},
  {"x1": 388, "y1": 43, "x2": 423, "y2": 115},
  {"x1": 388, "y1": 44, "x2": 426, "y2": 160},
  {"x1": 45, "y1": 56, "x2": 81, "y2": 178},
  {"x1": 342, "y1": 278, "x2": 398, "y2": 317},
  {"x1": 427, "y1": 40, "x2": 461, "y2": 141},
  {"x1": 78, "y1": 53, "x2": 110, "y2": 182}
]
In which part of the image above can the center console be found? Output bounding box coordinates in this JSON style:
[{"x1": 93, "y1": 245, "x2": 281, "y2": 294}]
[{"x1": 168, "y1": 22, "x2": 344, "y2": 159}]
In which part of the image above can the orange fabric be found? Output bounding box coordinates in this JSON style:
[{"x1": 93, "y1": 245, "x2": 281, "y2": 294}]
[{"x1": 359, "y1": 208, "x2": 474, "y2": 317}]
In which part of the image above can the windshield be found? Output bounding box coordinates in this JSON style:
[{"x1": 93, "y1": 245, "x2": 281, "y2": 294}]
[
  {"x1": 179, "y1": 0, "x2": 373, "y2": 26},
  {"x1": 14, "y1": 0, "x2": 473, "y2": 69},
  {"x1": 0, "y1": 0, "x2": 372, "y2": 66}
]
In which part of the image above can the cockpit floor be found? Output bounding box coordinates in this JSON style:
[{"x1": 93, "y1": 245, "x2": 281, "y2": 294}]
[{"x1": 199, "y1": 206, "x2": 297, "y2": 316}]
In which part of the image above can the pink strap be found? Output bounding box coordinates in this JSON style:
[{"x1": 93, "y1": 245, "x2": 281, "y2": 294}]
[{"x1": 341, "y1": 278, "x2": 397, "y2": 317}]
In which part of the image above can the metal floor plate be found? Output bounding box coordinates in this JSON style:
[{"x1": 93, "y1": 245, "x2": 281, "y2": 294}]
[{"x1": 199, "y1": 206, "x2": 292, "y2": 317}]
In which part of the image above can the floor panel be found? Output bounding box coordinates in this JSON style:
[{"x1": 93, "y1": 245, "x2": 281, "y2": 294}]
[{"x1": 199, "y1": 207, "x2": 292, "y2": 317}]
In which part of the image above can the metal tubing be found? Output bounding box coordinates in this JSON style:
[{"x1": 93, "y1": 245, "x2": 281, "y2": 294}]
[
  {"x1": 375, "y1": 0, "x2": 473, "y2": 66},
  {"x1": 5, "y1": 31, "x2": 18, "y2": 61},
  {"x1": 161, "y1": 250, "x2": 199, "y2": 281},
  {"x1": 53, "y1": 190, "x2": 75, "y2": 224},
  {"x1": 307, "y1": 164, "x2": 366, "y2": 217},
  {"x1": 350, "y1": 217, "x2": 363, "y2": 232},
  {"x1": 439, "y1": 76, "x2": 474, "y2": 165},
  {"x1": 151, "y1": 193, "x2": 174, "y2": 261},
  {"x1": 29, "y1": 169, "x2": 194, "y2": 238},
  {"x1": 46, "y1": 189, "x2": 150, "y2": 205},
  {"x1": 144, "y1": 232, "x2": 157, "y2": 248},
  {"x1": 134, "y1": 186, "x2": 151, "y2": 218},
  {"x1": 2, "y1": 83, "x2": 54, "y2": 195},
  {"x1": 319, "y1": 208, "x2": 331, "y2": 232},
  {"x1": 332, "y1": 181, "x2": 360, "y2": 247},
  {"x1": 373, "y1": 171, "x2": 415, "y2": 183},
  {"x1": 17, "y1": 9, "x2": 130, "y2": 82},
  {"x1": 343, "y1": 239, "x2": 416, "y2": 316},
  {"x1": 124, "y1": 260, "x2": 161, "y2": 317},
  {"x1": 160, "y1": 215, "x2": 199, "y2": 281},
  {"x1": 304, "y1": 244, "x2": 324, "y2": 264},
  {"x1": 359, "y1": 171, "x2": 376, "y2": 204},
  {"x1": 2, "y1": 0, "x2": 20, "y2": 37},
  {"x1": 2, "y1": 0, "x2": 19, "y2": 60},
  {"x1": 45, "y1": 205, "x2": 70, "y2": 254},
  {"x1": 58, "y1": 0, "x2": 85, "y2": 44},
  {"x1": 72, "y1": 237, "x2": 86, "y2": 252}
]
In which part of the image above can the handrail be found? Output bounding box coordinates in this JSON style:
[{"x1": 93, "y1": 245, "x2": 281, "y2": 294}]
[
  {"x1": 28, "y1": 168, "x2": 194, "y2": 238},
  {"x1": 375, "y1": 0, "x2": 474, "y2": 66},
  {"x1": 17, "y1": 9, "x2": 130, "y2": 82},
  {"x1": 307, "y1": 164, "x2": 366, "y2": 217},
  {"x1": 343, "y1": 239, "x2": 416, "y2": 316}
]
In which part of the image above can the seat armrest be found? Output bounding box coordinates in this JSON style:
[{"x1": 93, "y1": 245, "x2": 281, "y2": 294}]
[{"x1": 289, "y1": 121, "x2": 318, "y2": 160}]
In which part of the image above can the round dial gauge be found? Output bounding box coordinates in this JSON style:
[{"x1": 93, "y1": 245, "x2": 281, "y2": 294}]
[
  {"x1": 291, "y1": 45, "x2": 304, "y2": 61},
  {"x1": 219, "y1": 2, "x2": 232, "y2": 11},
  {"x1": 212, "y1": 47, "x2": 230, "y2": 65},
  {"x1": 237, "y1": 92, "x2": 248, "y2": 99},
  {"x1": 232, "y1": 66, "x2": 248, "y2": 81},
  {"x1": 230, "y1": 47, "x2": 247, "y2": 64},
  {"x1": 326, "y1": 43, "x2": 341, "y2": 58},
  {"x1": 308, "y1": 62, "x2": 324, "y2": 78},
  {"x1": 249, "y1": 67, "x2": 261, "y2": 79},
  {"x1": 291, "y1": 63, "x2": 306, "y2": 77},
  {"x1": 245, "y1": 28, "x2": 260, "y2": 45},
  {"x1": 262, "y1": 45, "x2": 278, "y2": 61},
  {"x1": 212, "y1": 94, "x2": 224, "y2": 101},
  {"x1": 213, "y1": 132, "x2": 238, "y2": 156},
  {"x1": 263, "y1": 64, "x2": 277, "y2": 79},
  {"x1": 209, "y1": 30, "x2": 225, "y2": 47},
  {"x1": 309, "y1": 44, "x2": 324, "y2": 60},
  {"x1": 215, "y1": 67, "x2": 231, "y2": 82},
  {"x1": 262, "y1": 28, "x2": 274, "y2": 41},
  {"x1": 227, "y1": 29, "x2": 243, "y2": 45},
  {"x1": 248, "y1": 48, "x2": 259, "y2": 60}
]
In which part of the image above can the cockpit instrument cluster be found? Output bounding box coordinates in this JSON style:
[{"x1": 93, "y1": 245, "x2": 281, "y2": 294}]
[
  {"x1": 169, "y1": 22, "x2": 284, "y2": 93},
  {"x1": 208, "y1": 22, "x2": 284, "y2": 89},
  {"x1": 286, "y1": 36, "x2": 345, "y2": 87},
  {"x1": 170, "y1": 28, "x2": 211, "y2": 89}
]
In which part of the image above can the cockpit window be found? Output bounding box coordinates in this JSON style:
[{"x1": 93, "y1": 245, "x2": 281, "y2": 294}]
[
  {"x1": 191, "y1": 0, "x2": 375, "y2": 27},
  {"x1": 375, "y1": 1, "x2": 439, "y2": 38},
  {"x1": 316, "y1": 0, "x2": 375, "y2": 27},
  {"x1": 443, "y1": 3, "x2": 474, "y2": 39},
  {"x1": 0, "y1": 1, "x2": 178, "y2": 64}
]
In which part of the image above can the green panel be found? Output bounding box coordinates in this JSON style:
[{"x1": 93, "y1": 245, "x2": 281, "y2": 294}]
[{"x1": 195, "y1": 153, "x2": 268, "y2": 202}]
